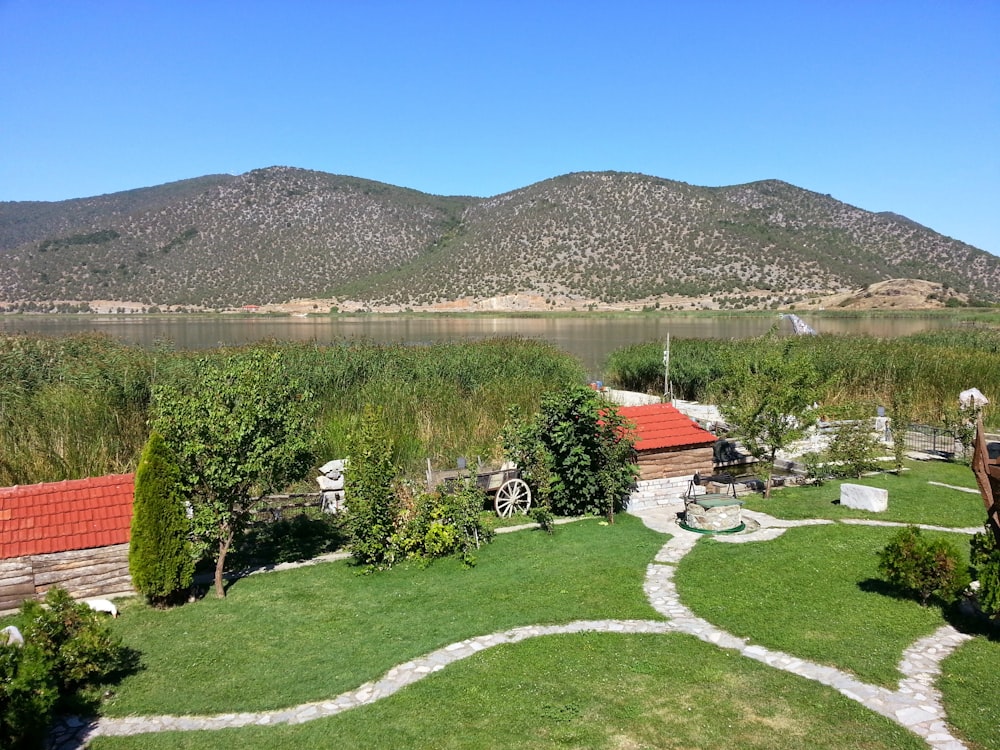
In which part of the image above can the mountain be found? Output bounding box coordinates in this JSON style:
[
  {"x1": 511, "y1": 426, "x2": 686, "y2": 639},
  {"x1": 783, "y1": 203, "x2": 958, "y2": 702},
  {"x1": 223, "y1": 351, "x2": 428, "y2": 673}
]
[{"x1": 1, "y1": 167, "x2": 997, "y2": 311}]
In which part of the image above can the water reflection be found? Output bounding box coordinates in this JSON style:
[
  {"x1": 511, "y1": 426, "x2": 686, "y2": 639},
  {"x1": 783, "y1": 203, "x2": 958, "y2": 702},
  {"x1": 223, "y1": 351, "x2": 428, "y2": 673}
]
[{"x1": 0, "y1": 314, "x2": 963, "y2": 379}]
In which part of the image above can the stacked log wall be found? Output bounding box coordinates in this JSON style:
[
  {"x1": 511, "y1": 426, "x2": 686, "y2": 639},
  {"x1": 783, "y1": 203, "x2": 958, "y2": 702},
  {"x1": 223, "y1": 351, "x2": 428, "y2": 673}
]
[
  {"x1": 0, "y1": 543, "x2": 133, "y2": 616},
  {"x1": 635, "y1": 445, "x2": 714, "y2": 482}
]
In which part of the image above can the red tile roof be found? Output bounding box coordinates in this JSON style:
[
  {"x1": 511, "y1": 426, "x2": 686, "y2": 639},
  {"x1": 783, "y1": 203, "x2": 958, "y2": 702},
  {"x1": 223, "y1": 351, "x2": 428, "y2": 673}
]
[
  {"x1": 618, "y1": 403, "x2": 717, "y2": 451},
  {"x1": 0, "y1": 474, "x2": 134, "y2": 559}
]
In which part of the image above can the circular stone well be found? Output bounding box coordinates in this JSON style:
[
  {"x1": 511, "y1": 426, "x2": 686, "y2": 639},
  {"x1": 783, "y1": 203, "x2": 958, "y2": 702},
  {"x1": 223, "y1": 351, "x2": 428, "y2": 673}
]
[{"x1": 680, "y1": 496, "x2": 745, "y2": 534}]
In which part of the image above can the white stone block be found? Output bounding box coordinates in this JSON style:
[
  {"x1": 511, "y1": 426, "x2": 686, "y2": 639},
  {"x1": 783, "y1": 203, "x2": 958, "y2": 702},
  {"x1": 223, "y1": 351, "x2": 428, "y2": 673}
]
[{"x1": 840, "y1": 483, "x2": 888, "y2": 512}]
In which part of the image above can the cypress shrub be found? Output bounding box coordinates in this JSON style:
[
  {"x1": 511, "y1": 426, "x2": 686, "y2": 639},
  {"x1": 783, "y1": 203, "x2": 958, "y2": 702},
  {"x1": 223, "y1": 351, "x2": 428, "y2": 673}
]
[{"x1": 128, "y1": 431, "x2": 194, "y2": 604}]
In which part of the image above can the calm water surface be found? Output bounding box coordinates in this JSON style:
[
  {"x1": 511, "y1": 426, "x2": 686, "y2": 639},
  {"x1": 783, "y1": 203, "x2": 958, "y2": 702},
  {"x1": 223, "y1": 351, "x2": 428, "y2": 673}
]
[{"x1": 0, "y1": 314, "x2": 963, "y2": 379}]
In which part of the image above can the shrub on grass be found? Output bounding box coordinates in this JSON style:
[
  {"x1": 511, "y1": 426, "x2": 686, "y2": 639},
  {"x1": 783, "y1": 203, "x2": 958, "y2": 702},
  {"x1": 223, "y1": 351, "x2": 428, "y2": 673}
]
[
  {"x1": 877, "y1": 526, "x2": 970, "y2": 606},
  {"x1": 827, "y1": 420, "x2": 881, "y2": 478},
  {"x1": 401, "y1": 483, "x2": 494, "y2": 566},
  {"x1": 2, "y1": 587, "x2": 133, "y2": 749},
  {"x1": 0, "y1": 641, "x2": 58, "y2": 750},
  {"x1": 502, "y1": 386, "x2": 637, "y2": 521},
  {"x1": 128, "y1": 431, "x2": 194, "y2": 605},
  {"x1": 344, "y1": 405, "x2": 402, "y2": 569},
  {"x1": 969, "y1": 527, "x2": 1000, "y2": 620}
]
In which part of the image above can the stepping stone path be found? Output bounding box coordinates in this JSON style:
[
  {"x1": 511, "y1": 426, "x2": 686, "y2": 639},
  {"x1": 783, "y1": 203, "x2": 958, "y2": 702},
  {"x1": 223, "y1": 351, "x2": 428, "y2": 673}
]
[{"x1": 49, "y1": 507, "x2": 974, "y2": 750}]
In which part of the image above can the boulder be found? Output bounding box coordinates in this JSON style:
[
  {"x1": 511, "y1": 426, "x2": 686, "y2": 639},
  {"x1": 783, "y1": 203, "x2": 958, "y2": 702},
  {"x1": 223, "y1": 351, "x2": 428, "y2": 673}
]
[{"x1": 840, "y1": 483, "x2": 888, "y2": 512}]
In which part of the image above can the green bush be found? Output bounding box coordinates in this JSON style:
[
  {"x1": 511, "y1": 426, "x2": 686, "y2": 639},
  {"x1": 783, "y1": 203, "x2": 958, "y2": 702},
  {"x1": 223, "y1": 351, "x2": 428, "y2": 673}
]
[
  {"x1": 827, "y1": 420, "x2": 881, "y2": 478},
  {"x1": 344, "y1": 405, "x2": 402, "y2": 569},
  {"x1": 503, "y1": 386, "x2": 637, "y2": 521},
  {"x1": 877, "y1": 526, "x2": 970, "y2": 606},
  {"x1": 401, "y1": 483, "x2": 494, "y2": 566},
  {"x1": 128, "y1": 431, "x2": 194, "y2": 605},
  {"x1": 969, "y1": 528, "x2": 1000, "y2": 620},
  {"x1": 1, "y1": 587, "x2": 133, "y2": 749},
  {"x1": 0, "y1": 641, "x2": 58, "y2": 750}
]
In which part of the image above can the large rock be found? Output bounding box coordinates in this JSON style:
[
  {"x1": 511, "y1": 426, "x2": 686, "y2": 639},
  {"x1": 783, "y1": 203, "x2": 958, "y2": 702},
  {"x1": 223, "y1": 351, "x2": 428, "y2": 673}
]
[{"x1": 840, "y1": 483, "x2": 888, "y2": 512}]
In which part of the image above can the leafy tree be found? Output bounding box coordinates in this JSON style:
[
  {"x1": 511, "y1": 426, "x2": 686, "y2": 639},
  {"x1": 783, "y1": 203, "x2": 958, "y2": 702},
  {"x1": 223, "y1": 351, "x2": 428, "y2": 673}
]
[
  {"x1": 713, "y1": 335, "x2": 819, "y2": 497},
  {"x1": 343, "y1": 404, "x2": 401, "y2": 569},
  {"x1": 503, "y1": 386, "x2": 637, "y2": 521},
  {"x1": 152, "y1": 349, "x2": 316, "y2": 597},
  {"x1": 827, "y1": 419, "x2": 881, "y2": 478},
  {"x1": 128, "y1": 431, "x2": 194, "y2": 605}
]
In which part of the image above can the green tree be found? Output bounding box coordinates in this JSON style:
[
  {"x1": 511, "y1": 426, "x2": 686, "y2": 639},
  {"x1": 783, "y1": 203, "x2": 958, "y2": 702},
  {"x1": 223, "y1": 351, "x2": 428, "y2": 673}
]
[
  {"x1": 504, "y1": 386, "x2": 637, "y2": 521},
  {"x1": 827, "y1": 419, "x2": 881, "y2": 478},
  {"x1": 152, "y1": 349, "x2": 316, "y2": 597},
  {"x1": 343, "y1": 404, "x2": 401, "y2": 569},
  {"x1": 128, "y1": 431, "x2": 194, "y2": 605},
  {"x1": 713, "y1": 335, "x2": 819, "y2": 497}
]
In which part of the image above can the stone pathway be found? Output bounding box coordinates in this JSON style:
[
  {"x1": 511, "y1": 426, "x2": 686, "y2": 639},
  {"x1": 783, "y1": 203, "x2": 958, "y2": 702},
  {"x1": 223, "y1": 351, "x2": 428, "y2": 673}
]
[{"x1": 48, "y1": 508, "x2": 975, "y2": 750}]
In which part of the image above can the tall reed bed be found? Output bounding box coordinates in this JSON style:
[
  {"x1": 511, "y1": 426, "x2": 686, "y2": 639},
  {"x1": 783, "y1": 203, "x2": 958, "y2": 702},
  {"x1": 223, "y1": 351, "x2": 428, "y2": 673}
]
[
  {"x1": 606, "y1": 328, "x2": 1000, "y2": 428},
  {"x1": 0, "y1": 334, "x2": 584, "y2": 485}
]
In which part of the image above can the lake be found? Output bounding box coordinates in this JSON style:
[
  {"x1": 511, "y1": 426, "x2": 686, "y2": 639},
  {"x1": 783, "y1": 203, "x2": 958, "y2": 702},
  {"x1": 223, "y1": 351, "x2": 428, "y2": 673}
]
[{"x1": 0, "y1": 313, "x2": 964, "y2": 379}]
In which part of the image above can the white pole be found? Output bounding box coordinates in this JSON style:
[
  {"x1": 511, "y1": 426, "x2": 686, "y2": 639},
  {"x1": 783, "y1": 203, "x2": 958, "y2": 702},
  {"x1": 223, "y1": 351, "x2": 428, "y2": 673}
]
[{"x1": 663, "y1": 333, "x2": 671, "y2": 400}]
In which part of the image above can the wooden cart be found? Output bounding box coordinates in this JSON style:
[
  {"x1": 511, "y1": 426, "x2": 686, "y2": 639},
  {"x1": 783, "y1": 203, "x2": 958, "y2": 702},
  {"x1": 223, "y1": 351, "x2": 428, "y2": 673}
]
[{"x1": 426, "y1": 460, "x2": 533, "y2": 517}]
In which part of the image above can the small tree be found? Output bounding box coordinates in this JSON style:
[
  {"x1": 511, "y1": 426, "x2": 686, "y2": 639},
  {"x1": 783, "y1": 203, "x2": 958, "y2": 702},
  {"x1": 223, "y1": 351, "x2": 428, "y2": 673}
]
[
  {"x1": 344, "y1": 404, "x2": 401, "y2": 569},
  {"x1": 888, "y1": 382, "x2": 914, "y2": 473},
  {"x1": 827, "y1": 419, "x2": 881, "y2": 478},
  {"x1": 503, "y1": 386, "x2": 637, "y2": 521},
  {"x1": 877, "y1": 526, "x2": 970, "y2": 606},
  {"x1": 128, "y1": 431, "x2": 194, "y2": 605},
  {"x1": 153, "y1": 349, "x2": 316, "y2": 597},
  {"x1": 714, "y1": 335, "x2": 819, "y2": 497}
]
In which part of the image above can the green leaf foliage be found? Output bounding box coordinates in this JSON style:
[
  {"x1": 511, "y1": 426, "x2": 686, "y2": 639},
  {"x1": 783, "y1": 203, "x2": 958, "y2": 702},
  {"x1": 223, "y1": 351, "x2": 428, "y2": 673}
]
[
  {"x1": 969, "y1": 528, "x2": 1000, "y2": 620},
  {"x1": 713, "y1": 333, "x2": 820, "y2": 492},
  {"x1": 128, "y1": 431, "x2": 194, "y2": 604},
  {"x1": 344, "y1": 404, "x2": 401, "y2": 569},
  {"x1": 826, "y1": 419, "x2": 882, "y2": 478},
  {"x1": 0, "y1": 640, "x2": 58, "y2": 750},
  {"x1": 504, "y1": 386, "x2": 637, "y2": 520},
  {"x1": 877, "y1": 526, "x2": 970, "y2": 607},
  {"x1": 152, "y1": 348, "x2": 316, "y2": 596},
  {"x1": 1, "y1": 587, "x2": 135, "y2": 748}
]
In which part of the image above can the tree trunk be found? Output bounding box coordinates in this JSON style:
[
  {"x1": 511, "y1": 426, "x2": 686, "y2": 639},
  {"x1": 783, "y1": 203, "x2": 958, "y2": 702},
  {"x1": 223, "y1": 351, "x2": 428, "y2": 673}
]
[
  {"x1": 214, "y1": 529, "x2": 234, "y2": 598},
  {"x1": 764, "y1": 451, "x2": 775, "y2": 498}
]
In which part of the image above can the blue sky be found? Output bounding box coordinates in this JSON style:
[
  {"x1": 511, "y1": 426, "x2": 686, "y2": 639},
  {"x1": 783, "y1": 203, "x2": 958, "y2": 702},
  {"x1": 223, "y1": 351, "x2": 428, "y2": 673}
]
[{"x1": 2, "y1": 1, "x2": 997, "y2": 254}]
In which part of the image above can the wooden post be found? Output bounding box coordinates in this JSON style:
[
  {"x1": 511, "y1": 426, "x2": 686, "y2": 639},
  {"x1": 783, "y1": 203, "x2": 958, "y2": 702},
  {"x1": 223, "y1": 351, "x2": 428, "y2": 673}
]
[{"x1": 971, "y1": 416, "x2": 1000, "y2": 547}]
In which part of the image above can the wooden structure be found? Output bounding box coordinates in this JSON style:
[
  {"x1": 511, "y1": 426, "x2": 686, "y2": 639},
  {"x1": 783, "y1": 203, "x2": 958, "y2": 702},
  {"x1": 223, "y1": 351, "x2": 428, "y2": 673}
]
[
  {"x1": 0, "y1": 474, "x2": 134, "y2": 615},
  {"x1": 971, "y1": 418, "x2": 1000, "y2": 547},
  {"x1": 618, "y1": 403, "x2": 717, "y2": 481},
  {"x1": 426, "y1": 460, "x2": 532, "y2": 517}
]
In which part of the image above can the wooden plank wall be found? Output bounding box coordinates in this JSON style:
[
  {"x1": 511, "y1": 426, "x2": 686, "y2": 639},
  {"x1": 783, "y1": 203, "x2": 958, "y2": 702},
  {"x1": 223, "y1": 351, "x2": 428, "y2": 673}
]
[
  {"x1": 0, "y1": 543, "x2": 133, "y2": 616},
  {"x1": 636, "y1": 446, "x2": 714, "y2": 481}
]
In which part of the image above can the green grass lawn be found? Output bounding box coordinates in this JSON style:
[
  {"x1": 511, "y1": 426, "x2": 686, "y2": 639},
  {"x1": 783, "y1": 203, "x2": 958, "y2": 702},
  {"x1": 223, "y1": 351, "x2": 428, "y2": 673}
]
[
  {"x1": 745, "y1": 459, "x2": 986, "y2": 528},
  {"x1": 675, "y1": 523, "x2": 966, "y2": 686},
  {"x1": 42, "y1": 457, "x2": 999, "y2": 749},
  {"x1": 90, "y1": 633, "x2": 926, "y2": 750},
  {"x1": 104, "y1": 515, "x2": 666, "y2": 717},
  {"x1": 938, "y1": 636, "x2": 1000, "y2": 750}
]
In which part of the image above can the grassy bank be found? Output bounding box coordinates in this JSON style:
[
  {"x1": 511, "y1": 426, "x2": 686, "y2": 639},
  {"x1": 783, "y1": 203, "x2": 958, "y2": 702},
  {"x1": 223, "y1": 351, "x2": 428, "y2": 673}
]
[
  {"x1": 0, "y1": 334, "x2": 584, "y2": 485},
  {"x1": 606, "y1": 327, "x2": 1000, "y2": 428}
]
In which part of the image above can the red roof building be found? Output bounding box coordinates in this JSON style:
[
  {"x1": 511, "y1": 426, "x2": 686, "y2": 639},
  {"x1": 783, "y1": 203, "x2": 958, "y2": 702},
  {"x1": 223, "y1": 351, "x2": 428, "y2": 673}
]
[
  {"x1": 0, "y1": 474, "x2": 135, "y2": 560},
  {"x1": 618, "y1": 403, "x2": 716, "y2": 482}
]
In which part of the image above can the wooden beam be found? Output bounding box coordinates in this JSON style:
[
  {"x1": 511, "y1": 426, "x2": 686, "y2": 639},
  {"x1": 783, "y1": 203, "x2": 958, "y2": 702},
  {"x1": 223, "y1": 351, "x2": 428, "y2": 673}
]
[{"x1": 971, "y1": 417, "x2": 1000, "y2": 547}]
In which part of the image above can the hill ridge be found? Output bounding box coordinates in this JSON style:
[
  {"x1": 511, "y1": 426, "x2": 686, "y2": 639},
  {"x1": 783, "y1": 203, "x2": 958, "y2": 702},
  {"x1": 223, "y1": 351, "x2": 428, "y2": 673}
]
[{"x1": 0, "y1": 167, "x2": 996, "y2": 311}]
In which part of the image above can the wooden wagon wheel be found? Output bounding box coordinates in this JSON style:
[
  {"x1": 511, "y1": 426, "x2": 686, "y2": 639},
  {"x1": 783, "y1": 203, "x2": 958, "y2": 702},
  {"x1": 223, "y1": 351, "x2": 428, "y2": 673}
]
[{"x1": 494, "y1": 478, "x2": 532, "y2": 517}]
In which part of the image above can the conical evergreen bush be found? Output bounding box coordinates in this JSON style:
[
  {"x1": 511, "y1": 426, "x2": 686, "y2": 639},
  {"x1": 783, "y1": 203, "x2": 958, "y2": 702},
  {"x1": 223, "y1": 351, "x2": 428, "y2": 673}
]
[{"x1": 128, "y1": 431, "x2": 193, "y2": 604}]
